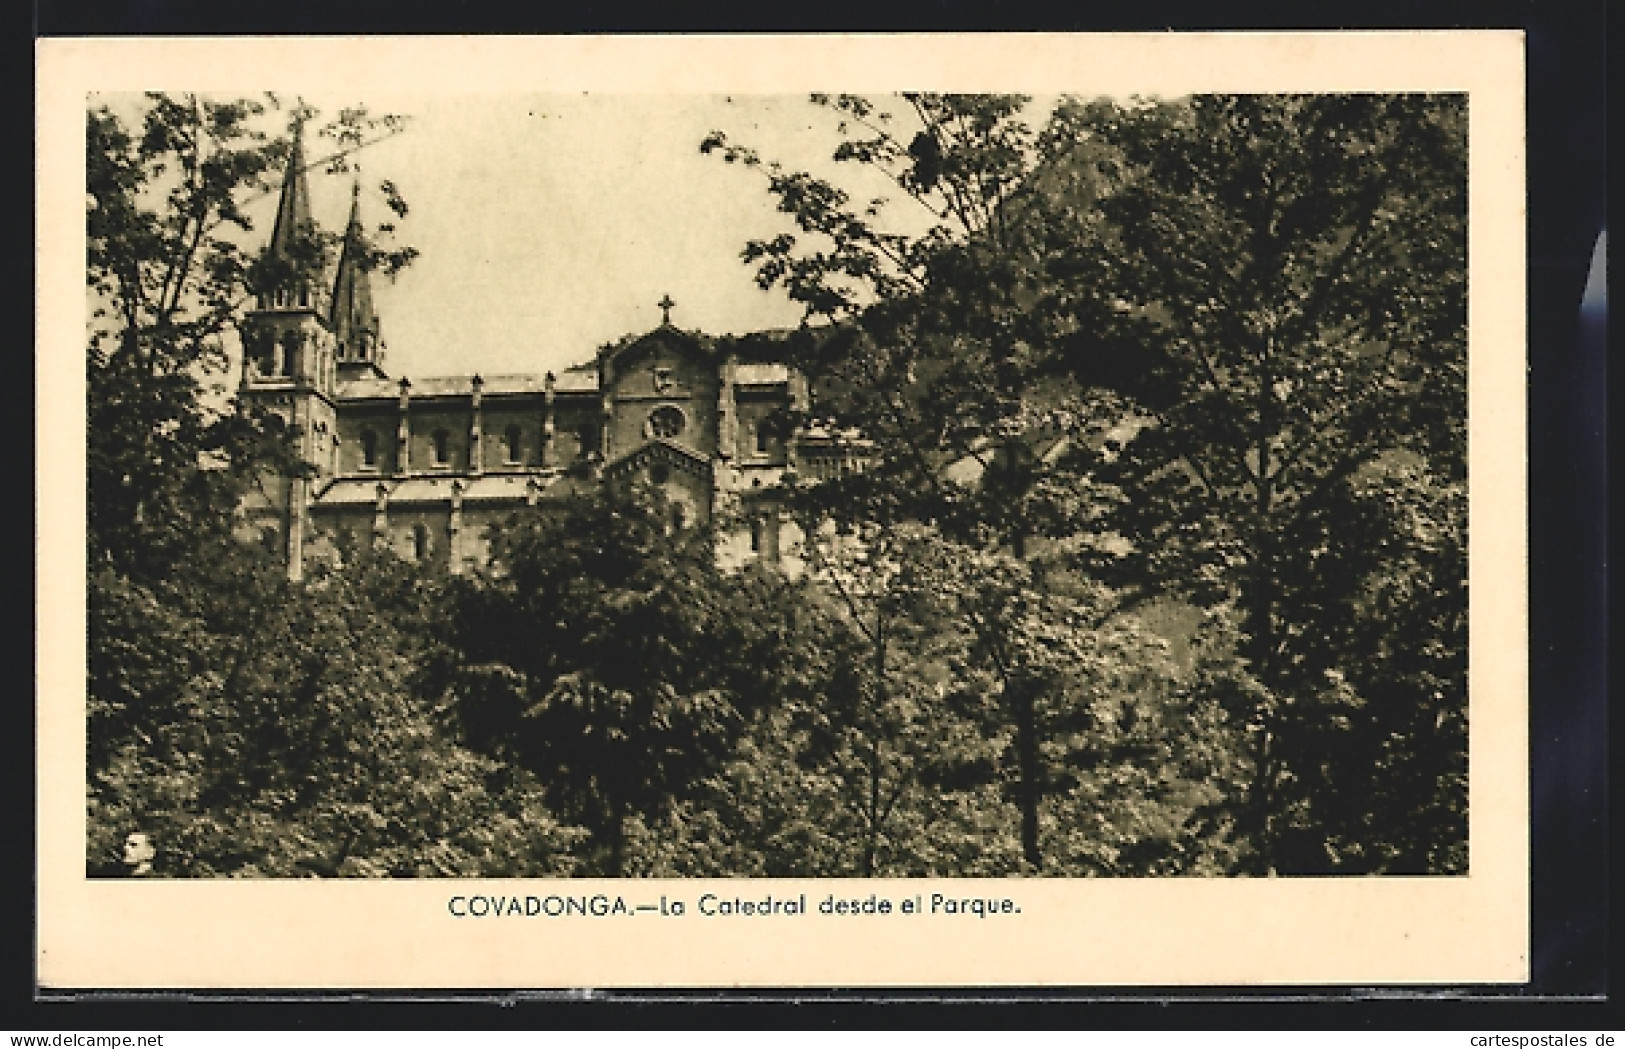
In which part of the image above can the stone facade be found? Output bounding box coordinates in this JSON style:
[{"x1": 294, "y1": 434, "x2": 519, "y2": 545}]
[{"x1": 236, "y1": 133, "x2": 868, "y2": 580}]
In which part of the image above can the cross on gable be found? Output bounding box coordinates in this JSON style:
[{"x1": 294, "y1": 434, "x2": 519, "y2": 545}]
[{"x1": 657, "y1": 294, "x2": 676, "y2": 325}]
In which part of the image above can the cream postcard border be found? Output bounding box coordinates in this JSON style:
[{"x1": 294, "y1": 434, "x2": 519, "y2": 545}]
[{"x1": 37, "y1": 31, "x2": 1528, "y2": 988}]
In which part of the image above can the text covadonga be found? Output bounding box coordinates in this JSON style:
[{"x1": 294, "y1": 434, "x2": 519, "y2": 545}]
[{"x1": 446, "y1": 892, "x2": 1021, "y2": 919}]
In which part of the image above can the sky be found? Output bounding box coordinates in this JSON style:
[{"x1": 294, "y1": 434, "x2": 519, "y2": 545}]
[{"x1": 238, "y1": 93, "x2": 970, "y2": 381}]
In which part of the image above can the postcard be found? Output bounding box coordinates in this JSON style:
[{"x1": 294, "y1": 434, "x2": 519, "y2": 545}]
[{"x1": 38, "y1": 30, "x2": 1527, "y2": 989}]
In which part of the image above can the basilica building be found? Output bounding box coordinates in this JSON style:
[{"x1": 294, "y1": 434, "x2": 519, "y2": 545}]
[{"x1": 237, "y1": 134, "x2": 870, "y2": 580}]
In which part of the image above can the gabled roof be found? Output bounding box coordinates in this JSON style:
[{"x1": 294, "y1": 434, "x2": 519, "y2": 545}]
[
  {"x1": 599, "y1": 324, "x2": 715, "y2": 376},
  {"x1": 602, "y1": 437, "x2": 713, "y2": 479}
]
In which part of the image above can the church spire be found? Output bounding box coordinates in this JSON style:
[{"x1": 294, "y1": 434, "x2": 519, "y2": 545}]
[
  {"x1": 267, "y1": 120, "x2": 315, "y2": 264},
  {"x1": 255, "y1": 119, "x2": 325, "y2": 315},
  {"x1": 330, "y1": 179, "x2": 386, "y2": 378},
  {"x1": 330, "y1": 179, "x2": 381, "y2": 363}
]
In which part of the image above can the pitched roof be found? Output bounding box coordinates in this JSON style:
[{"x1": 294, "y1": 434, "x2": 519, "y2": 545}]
[
  {"x1": 312, "y1": 471, "x2": 571, "y2": 507},
  {"x1": 734, "y1": 363, "x2": 790, "y2": 385},
  {"x1": 602, "y1": 437, "x2": 713, "y2": 478},
  {"x1": 334, "y1": 372, "x2": 592, "y2": 401},
  {"x1": 553, "y1": 367, "x2": 600, "y2": 393},
  {"x1": 599, "y1": 325, "x2": 714, "y2": 373}
]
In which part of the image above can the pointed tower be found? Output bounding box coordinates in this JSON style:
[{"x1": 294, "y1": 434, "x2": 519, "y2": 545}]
[
  {"x1": 240, "y1": 121, "x2": 335, "y2": 388},
  {"x1": 237, "y1": 120, "x2": 341, "y2": 581},
  {"x1": 267, "y1": 130, "x2": 315, "y2": 268},
  {"x1": 331, "y1": 180, "x2": 388, "y2": 381}
]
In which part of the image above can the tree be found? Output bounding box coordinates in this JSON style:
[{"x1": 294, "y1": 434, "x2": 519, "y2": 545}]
[
  {"x1": 723, "y1": 524, "x2": 1020, "y2": 876},
  {"x1": 88, "y1": 95, "x2": 281, "y2": 580},
  {"x1": 705, "y1": 92, "x2": 1468, "y2": 873},
  {"x1": 87, "y1": 94, "x2": 414, "y2": 581},
  {"x1": 620, "y1": 520, "x2": 1244, "y2": 877},
  {"x1": 1057, "y1": 94, "x2": 1469, "y2": 872},
  {"x1": 88, "y1": 555, "x2": 582, "y2": 877},
  {"x1": 617, "y1": 557, "x2": 1019, "y2": 878},
  {"x1": 701, "y1": 93, "x2": 1091, "y2": 504},
  {"x1": 85, "y1": 94, "x2": 478, "y2": 877},
  {"x1": 448, "y1": 485, "x2": 756, "y2": 875},
  {"x1": 1255, "y1": 459, "x2": 1467, "y2": 872},
  {"x1": 704, "y1": 94, "x2": 1221, "y2": 869},
  {"x1": 895, "y1": 524, "x2": 1246, "y2": 875},
  {"x1": 703, "y1": 96, "x2": 1041, "y2": 865}
]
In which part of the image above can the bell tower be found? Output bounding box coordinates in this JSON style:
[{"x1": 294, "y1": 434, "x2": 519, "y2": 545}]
[
  {"x1": 331, "y1": 180, "x2": 388, "y2": 381},
  {"x1": 238, "y1": 121, "x2": 340, "y2": 580}
]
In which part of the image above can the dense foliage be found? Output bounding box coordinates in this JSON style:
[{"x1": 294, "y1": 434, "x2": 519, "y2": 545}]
[
  {"x1": 85, "y1": 92, "x2": 1467, "y2": 877},
  {"x1": 700, "y1": 92, "x2": 1466, "y2": 873},
  {"x1": 81, "y1": 93, "x2": 551, "y2": 878}
]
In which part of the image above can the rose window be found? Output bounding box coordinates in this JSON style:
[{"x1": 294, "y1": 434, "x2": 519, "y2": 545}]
[{"x1": 648, "y1": 405, "x2": 686, "y2": 440}]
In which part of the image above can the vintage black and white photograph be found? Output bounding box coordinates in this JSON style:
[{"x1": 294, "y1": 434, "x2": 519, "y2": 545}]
[
  {"x1": 39, "y1": 29, "x2": 1536, "y2": 990},
  {"x1": 81, "y1": 81, "x2": 1472, "y2": 884}
]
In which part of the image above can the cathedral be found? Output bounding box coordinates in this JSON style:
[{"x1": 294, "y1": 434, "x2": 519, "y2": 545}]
[{"x1": 236, "y1": 133, "x2": 871, "y2": 580}]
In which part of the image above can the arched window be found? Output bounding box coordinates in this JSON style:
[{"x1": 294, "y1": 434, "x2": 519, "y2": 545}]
[
  {"x1": 281, "y1": 331, "x2": 302, "y2": 376},
  {"x1": 432, "y1": 429, "x2": 451, "y2": 466},
  {"x1": 749, "y1": 517, "x2": 762, "y2": 553},
  {"x1": 647, "y1": 405, "x2": 686, "y2": 440},
  {"x1": 361, "y1": 429, "x2": 378, "y2": 468},
  {"x1": 671, "y1": 503, "x2": 687, "y2": 530},
  {"x1": 260, "y1": 526, "x2": 280, "y2": 554},
  {"x1": 247, "y1": 334, "x2": 268, "y2": 376},
  {"x1": 504, "y1": 424, "x2": 523, "y2": 464},
  {"x1": 756, "y1": 424, "x2": 771, "y2": 454},
  {"x1": 649, "y1": 463, "x2": 670, "y2": 486},
  {"x1": 412, "y1": 523, "x2": 429, "y2": 561}
]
